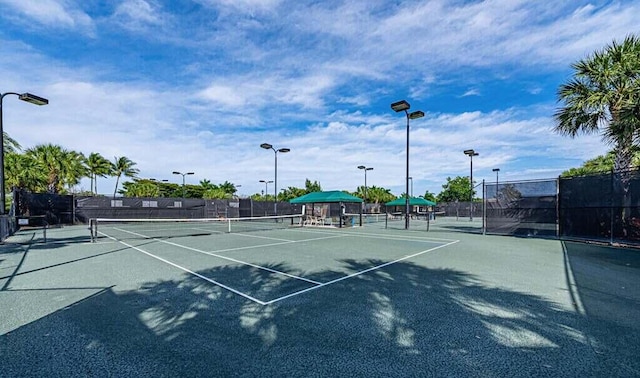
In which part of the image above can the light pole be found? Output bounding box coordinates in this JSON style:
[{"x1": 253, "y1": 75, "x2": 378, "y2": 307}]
[
  {"x1": 492, "y1": 168, "x2": 500, "y2": 196},
  {"x1": 357, "y1": 166, "x2": 373, "y2": 208},
  {"x1": 260, "y1": 143, "x2": 290, "y2": 216},
  {"x1": 391, "y1": 100, "x2": 424, "y2": 230},
  {"x1": 408, "y1": 176, "x2": 413, "y2": 197},
  {"x1": 463, "y1": 149, "x2": 479, "y2": 221},
  {"x1": 172, "y1": 171, "x2": 194, "y2": 198},
  {"x1": 259, "y1": 180, "x2": 273, "y2": 200},
  {"x1": 0, "y1": 92, "x2": 48, "y2": 215}
]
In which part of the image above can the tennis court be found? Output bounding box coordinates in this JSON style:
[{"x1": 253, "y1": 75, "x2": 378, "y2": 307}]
[
  {"x1": 1, "y1": 218, "x2": 639, "y2": 377},
  {"x1": 89, "y1": 215, "x2": 459, "y2": 305}
]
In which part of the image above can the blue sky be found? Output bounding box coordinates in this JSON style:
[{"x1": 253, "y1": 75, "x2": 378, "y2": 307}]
[{"x1": 1, "y1": 0, "x2": 638, "y2": 197}]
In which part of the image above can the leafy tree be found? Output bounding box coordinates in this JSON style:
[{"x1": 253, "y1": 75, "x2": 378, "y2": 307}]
[
  {"x1": 4, "y1": 152, "x2": 46, "y2": 192},
  {"x1": 218, "y1": 181, "x2": 237, "y2": 194},
  {"x1": 555, "y1": 35, "x2": 640, "y2": 173},
  {"x1": 62, "y1": 150, "x2": 88, "y2": 193},
  {"x1": 203, "y1": 187, "x2": 231, "y2": 199},
  {"x1": 555, "y1": 35, "x2": 640, "y2": 231},
  {"x1": 199, "y1": 179, "x2": 216, "y2": 191},
  {"x1": 436, "y1": 176, "x2": 474, "y2": 203},
  {"x1": 422, "y1": 190, "x2": 437, "y2": 202},
  {"x1": 112, "y1": 156, "x2": 139, "y2": 198},
  {"x1": 122, "y1": 179, "x2": 158, "y2": 197},
  {"x1": 26, "y1": 144, "x2": 85, "y2": 193},
  {"x1": 184, "y1": 184, "x2": 205, "y2": 198},
  {"x1": 561, "y1": 149, "x2": 640, "y2": 177},
  {"x1": 304, "y1": 179, "x2": 321, "y2": 193},
  {"x1": 2, "y1": 132, "x2": 21, "y2": 153},
  {"x1": 366, "y1": 186, "x2": 395, "y2": 213},
  {"x1": 86, "y1": 152, "x2": 113, "y2": 194},
  {"x1": 280, "y1": 186, "x2": 306, "y2": 201}
]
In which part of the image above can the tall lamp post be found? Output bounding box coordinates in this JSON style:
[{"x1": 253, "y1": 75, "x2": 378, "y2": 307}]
[
  {"x1": 259, "y1": 180, "x2": 273, "y2": 199},
  {"x1": 357, "y1": 166, "x2": 373, "y2": 208},
  {"x1": 172, "y1": 171, "x2": 194, "y2": 198},
  {"x1": 408, "y1": 176, "x2": 413, "y2": 197},
  {"x1": 0, "y1": 92, "x2": 48, "y2": 215},
  {"x1": 260, "y1": 143, "x2": 290, "y2": 216},
  {"x1": 391, "y1": 100, "x2": 424, "y2": 230},
  {"x1": 492, "y1": 168, "x2": 500, "y2": 197},
  {"x1": 463, "y1": 149, "x2": 479, "y2": 221}
]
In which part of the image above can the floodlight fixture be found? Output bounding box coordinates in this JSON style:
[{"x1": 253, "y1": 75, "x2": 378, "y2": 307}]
[
  {"x1": 173, "y1": 171, "x2": 195, "y2": 198},
  {"x1": 0, "y1": 91, "x2": 49, "y2": 214},
  {"x1": 390, "y1": 99, "x2": 425, "y2": 229},
  {"x1": 391, "y1": 100, "x2": 410, "y2": 112},
  {"x1": 464, "y1": 149, "x2": 479, "y2": 157},
  {"x1": 408, "y1": 111, "x2": 424, "y2": 119},
  {"x1": 357, "y1": 166, "x2": 374, "y2": 205},
  {"x1": 260, "y1": 143, "x2": 290, "y2": 215},
  {"x1": 463, "y1": 150, "x2": 479, "y2": 221},
  {"x1": 19, "y1": 93, "x2": 49, "y2": 106}
]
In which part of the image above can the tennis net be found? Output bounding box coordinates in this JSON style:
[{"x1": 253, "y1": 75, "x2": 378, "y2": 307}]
[{"x1": 90, "y1": 214, "x2": 303, "y2": 242}]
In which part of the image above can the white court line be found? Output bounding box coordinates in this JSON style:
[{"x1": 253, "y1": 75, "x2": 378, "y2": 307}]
[
  {"x1": 290, "y1": 227, "x2": 458, "y2": 243},
  {"x1": 208, "y1": 234, "x2": 349, "y2": 254},
  {"x1": 263, "y1": 239, "x2": 460, "y2": 305},
  {"x1": 99, "y1": 228, "x2": 459, "y2": 306},
  {"x1": 98, "y1": 232, "x2": 268, "y2": 305},
  {"x1": 111, "y1": 227, "x2": 327, "y2": 285}
]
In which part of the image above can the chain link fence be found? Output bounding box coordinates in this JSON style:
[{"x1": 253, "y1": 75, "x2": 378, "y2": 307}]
[{"x1": 7, "y1": 170, "x2": 640, "y2": 245}]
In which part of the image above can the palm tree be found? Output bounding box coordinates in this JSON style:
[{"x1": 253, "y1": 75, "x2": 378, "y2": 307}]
[
  {"x1": 62, "y1": 150, "x2": 88, "y2": 193},
  {"x1": 218, "y1": 181, "x2": 237, "y2": 194},
  {"x1": 367, "y1": 186, "x2": 395, "y2": 213},
  {"x1": 555, "y1": 35, "x2": 640, "y2": 232},
  {"x1": 86, "y1": 152, "x2": 113, "y2": 195},
  {"x1": 112, "y1": 156, "x2": 139, "y2": 199},
  {"x1": 2, "y1": 132, "x2": 21, "y2": 153},
  {"x1": 26, "y1": 144, "x2": 86, "y2": 193},
  {"x1": 203, "y1": 187, "x2": 231, "y2": 199},
  {"x1": 123, "y1": 179, "x2": 158, "y2": 197},
  {"x1": 4, "y1": 152, "x2": 46, "y2": 192},
  {"x1": 199, "y1": 179, "x2": 216, "y2": 190},
  {"x1": 555, "y1": 35, "x2": 640, "y2": 173}
]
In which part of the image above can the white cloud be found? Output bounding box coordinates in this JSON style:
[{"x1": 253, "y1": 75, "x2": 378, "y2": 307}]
[
  {"x1": 1, "y1": 0, "x2": 631, "y2": 197},
  {"x1": 112, "y1": 0, "x2": 166, "y2": 31},
  {"x1": 461, "y1": 88, "x2": 481, "y2": 97},
  {"x1": 0, "y1": 0, "x2": 94, "y2": 32}
]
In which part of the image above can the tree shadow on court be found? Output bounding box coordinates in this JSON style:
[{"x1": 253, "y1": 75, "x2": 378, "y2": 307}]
[
  {"x1": 562, "y1": 241, "x2": 640, "y2": 372},
  {"x1": 2, "y1": 257, "x2": 639, "y2": 377}
]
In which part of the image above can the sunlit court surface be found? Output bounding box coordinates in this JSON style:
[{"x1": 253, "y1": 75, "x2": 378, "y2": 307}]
[{"x1": 1, "y1": 219, "x2": 639, "y2": 377}]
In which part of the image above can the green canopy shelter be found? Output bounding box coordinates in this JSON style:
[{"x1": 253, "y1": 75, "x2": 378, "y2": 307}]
[
  {"x1": 385, "y1": 197, "x2": 436, "y2": 207},
  {"x1": 290, "y1": 190, "x2": 363, "y2": 204},
  {"x1": 290, "y1": 191, "x2": 363, "y2": 227}
]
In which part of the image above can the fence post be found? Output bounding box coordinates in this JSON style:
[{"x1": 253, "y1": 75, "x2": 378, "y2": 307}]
[
  {"x1": 482, "y1": 179, "x2": 486, "y2": 235},
  {"x1": 610, "y1": 169, "x2": 614, "y2": 245},
  {"x1": 556, "y1": 176, "x2": 560, "y2": 239}
]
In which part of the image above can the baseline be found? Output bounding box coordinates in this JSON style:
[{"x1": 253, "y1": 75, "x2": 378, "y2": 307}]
[{"x1": 264, "y1": 239, "x2": 460, "y2": 305}]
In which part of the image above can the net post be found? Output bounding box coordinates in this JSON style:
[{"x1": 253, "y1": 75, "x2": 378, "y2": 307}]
[
  {"x1": 43, "y1": 220, "x2": 47, "y2": 243},
  {"x1": 90, "y1": 218, "x2": 96, "y2": 242},
  {"x1": 227, "y1": 218, "x2": 231, "y2": 233}
]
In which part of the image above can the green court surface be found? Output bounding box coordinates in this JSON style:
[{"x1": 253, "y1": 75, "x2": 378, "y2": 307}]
[{"x1": 1, "y1": 219, "x2": 639, "y2": 377}]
